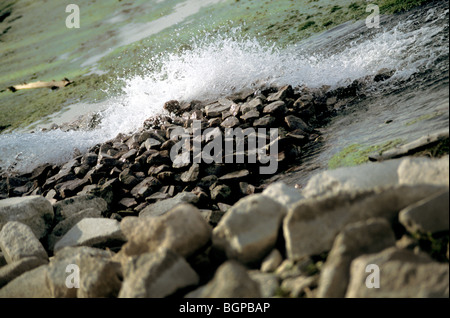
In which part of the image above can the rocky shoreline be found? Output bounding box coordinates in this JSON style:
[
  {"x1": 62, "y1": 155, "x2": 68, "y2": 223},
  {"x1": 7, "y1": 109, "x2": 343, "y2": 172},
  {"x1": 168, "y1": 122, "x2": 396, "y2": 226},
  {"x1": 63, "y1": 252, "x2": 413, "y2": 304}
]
[{"x1": 0, "y1": 71, "x2": 449, "y2": 298}]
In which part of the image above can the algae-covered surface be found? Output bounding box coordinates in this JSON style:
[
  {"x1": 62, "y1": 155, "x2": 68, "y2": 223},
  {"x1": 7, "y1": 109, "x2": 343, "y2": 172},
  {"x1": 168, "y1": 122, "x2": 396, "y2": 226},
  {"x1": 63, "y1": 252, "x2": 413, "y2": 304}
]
[{"x1": 0, "y1": 0, "x2": 436, "y2": 132}]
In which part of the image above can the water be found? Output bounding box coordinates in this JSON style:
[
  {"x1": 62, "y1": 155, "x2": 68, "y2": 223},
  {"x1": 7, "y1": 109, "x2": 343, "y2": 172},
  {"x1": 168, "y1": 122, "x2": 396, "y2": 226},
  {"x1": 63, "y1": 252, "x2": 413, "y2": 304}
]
[{"x1": 0, "y1": 1, "x2": 448, "y2": 179}]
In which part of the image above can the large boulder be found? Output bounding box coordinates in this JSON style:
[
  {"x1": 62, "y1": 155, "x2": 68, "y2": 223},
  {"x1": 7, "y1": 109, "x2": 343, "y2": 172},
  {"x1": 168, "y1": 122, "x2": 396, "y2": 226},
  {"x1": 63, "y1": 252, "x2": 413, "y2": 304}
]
[
  {"x1": 346, "y1": 247, "x2": 449, "y2": 298},
  {"x1": 0, "y1": 265, "x2": 52, "y2": 298},
  {"x1": 283, "y1": 184, "x2": 445, "y2": 261},
  {"x1": 398, "y1": 156, "x2": 449, "y2": 187},
  {"x1": 262, "y1": 182, "x2": 304, "y2": 209},
  {"x1": 0, "y1": 196, "x2": 54, "y2": 239},
  {"x1": 0, "y1": 221, "x2": 48, "y2": 264},
  {"x1": 121, "y1": 204, "x2": 211, "y2": 258},
  {"x1": 212, "y1": 194, "x2": 286, "y2": 265},
  {"x1": 119, "y1": 248, "x2": 199, "y2": 298},
  {"x1": 0, "y1": 257, "x2": 48, "y2": 289}
]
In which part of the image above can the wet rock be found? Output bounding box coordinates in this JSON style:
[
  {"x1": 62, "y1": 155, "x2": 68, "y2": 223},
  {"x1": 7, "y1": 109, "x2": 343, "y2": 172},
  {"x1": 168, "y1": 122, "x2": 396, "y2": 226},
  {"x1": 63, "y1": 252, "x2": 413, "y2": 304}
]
[
  {"x1": 0, "y1": 257, "x2": 48, "y2": 289},
  {"x1": 0, "y1": 265, "x2": 51, "y2": 298},
  {"x1": 143, "y1": 138, "x2": 162, "y2": 151},
  {"x1": 119, "y1": 248, "x2": 199, "y2": 298},
  {"x1": 56, "y1": 178, "x2": 90, "y2": 199},
  {"x1": 139, "y1": 192, "x2": 199, "y2": 218},
  {"x1": 122, "y1": 204, "x2": 211, "y2": 258},
  {"x1": 239, "y1": 182, "x2": 255, "y2": 196},
  {"x1": 163, "y1": 100, "x2": 181, "y2": 114},
  {"x1": 262, "y1": 181, "x2": 304, "y2": 209},
  {"x1": 374, "y1": 68, "x2": 395, "y2": 82},
  {"x1": 47, "y1": 208, "x2": 102, "y2": 252},
  {"x1": 240, "y1": 110, "x2": 260, "y2": 122},
  {"x1": 0, "y1": 195, "x2": 54, "y2": 239},
  {"x1": 186, "y1": 261, "x2": 260, "y2": 298},
  {"x1": 267, "y1": 85, "x2": 293, "y2": 102},
  {"x1": 53, "y1": 195, "x2": 108, "y2": 221},
  {"x1": 54, "y1": 218, "x2": 126, "y2": 253},
  {"x1": 241, "y1": 97, "x2": 264, "y2": 114},
  {"x1": 181, "y1": 163, "x2": 200, "y2": 183},
  {"x1": 263, "y1": 101, "x2": 287, "y2": 116},
  {"x1": 284, "y1": 115, "x2": 311, "y2": 132},
  {"x1": 399, "y1": 189, "x2": 449, "y2": 234},
  {"x1": 118, "y1": 168, "x2": 139, "y2": 188},
  {"x1": 284, "y1": 185, "x2": 445, "y2": 261},
  {"x1": 260, "y1": 249, "x2": 283, "y2": 273},
  {"x1": 221, "y1": 116, "x2": 240, "y2": 128},
  {"x1": 346, "y1": 247, "x2": 449, "y2": 298},
  {"x1": 212, "y1": 194, "x2": 286, "y2": 264},
  {"x1": 317, "y1": 218, "x2": 396, "y2": 298},
  {"x1": 205, "y1": 102, "x2": 232, "y2": 117},
  {"x1": 0, "y1": 221, "x2": 48, "y2": 264}
]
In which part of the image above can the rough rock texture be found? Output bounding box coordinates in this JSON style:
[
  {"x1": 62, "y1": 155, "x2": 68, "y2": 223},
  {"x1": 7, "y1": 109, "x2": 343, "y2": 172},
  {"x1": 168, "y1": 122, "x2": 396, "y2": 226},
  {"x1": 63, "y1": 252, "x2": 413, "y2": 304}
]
[
  {"x1": 0, "y1": 257, "x2": 48, "y2": 288},
  {"x1": 317, "y1": 218, "x2": 396, "y2": 298},
  {"x1": 0, "y1": 221, "x2": 48, "y2": 264},
  {"x1": 248, "y1": 270, "x2": 280, "y2": 298},
  {"x1": 284, "y1": 184, "x2": 445, "y2": 260},
  {"x1": 0, "y1": 196, "x2": 54, "y2": 239},
  {"x1": 399, "y1": 189, "x2": 449, "y2": 234},
  {"x1": 53, "y1": 195, "x2": 108, "y2": 221},
  {"x1": 119, "y1": 248, "x2": 199, "y2": 298},
  {"x1": 0, "y1": 265, "x2": 52, "y2": 298},
  {"x1": 121, "y1": 204, "x2": 211, "y2": 258},
  {"x1": 346, "y1": 247, "x2": 449, "y2": 298},
  {"x1": 398, "y1": 156, "x2": 449, "y2": 187},
  {"x1": 186, "y1": 261, "x2": 261, "y2": 298},
  {"x1": 262, "y1": 182, "x2": 304, "y2": 209},
  {"x1": 139, "y1": 192, "x2": 199, "y2": 218},
  {"x1": 212, "y1": 194, "x2": 286, "y2": 264},
  {"x1": 54, "y1": 218, "x2": 126, "y2": 252}
]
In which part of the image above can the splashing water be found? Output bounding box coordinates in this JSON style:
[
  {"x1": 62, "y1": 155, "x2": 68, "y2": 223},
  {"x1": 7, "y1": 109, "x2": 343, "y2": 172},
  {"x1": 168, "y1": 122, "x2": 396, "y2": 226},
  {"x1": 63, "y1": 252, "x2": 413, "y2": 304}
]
[{"x1": 0, "y1": 5, "x2": 448, "y2": 173}]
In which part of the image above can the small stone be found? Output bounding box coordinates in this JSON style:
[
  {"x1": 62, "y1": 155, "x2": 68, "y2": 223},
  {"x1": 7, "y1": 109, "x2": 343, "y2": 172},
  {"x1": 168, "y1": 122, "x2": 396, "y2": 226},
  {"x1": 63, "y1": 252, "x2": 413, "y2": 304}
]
[
  {"x1": 221, "y1": 116, "x2": 240, "y2": 128},
  {"x1": 164, "y1": 100, "x2": 181, "y2": 113},
  {"x1": 53, "y1": 195, "x2": 108, "y2": 222},
  {"x1": 241, "y1": 97, "x2": 264, "y2": 114},
  {"x1": 263, "y1": 101, "x2": 287, "y2": 115},
  {"x1": 240, "y1": 110, "x2": 260, "y2": 122},
  {"x1": 285, "y1": 115, "x2": 311, "y2": 132},
  {"x1": 281, "y1": 275, "x2": 318, "y2": 298},
  {"x1": 139, "y1": 192, "x2": 199, "y2": 218},
  {"x1": 210, "y1": 184, "x2": 232, "y2": 202},
  {"x1": 267, "y1": 85, "x2": 293, "y2": 102},
  {"x1": 219, "y1": 169, "x2": 249, "y2": 181},
  {"x1": 205, "y1": 102, "x2": 232, "y2": 117},
  {"x1": 181, "y1": 163, "x2": 200, "y2": 183},
  {"x1": 248, "y1": 270, "x2": 280, "y2": 298},
  {"x1": 253, "y1": 115, "x2": 276, "y2": 127}
]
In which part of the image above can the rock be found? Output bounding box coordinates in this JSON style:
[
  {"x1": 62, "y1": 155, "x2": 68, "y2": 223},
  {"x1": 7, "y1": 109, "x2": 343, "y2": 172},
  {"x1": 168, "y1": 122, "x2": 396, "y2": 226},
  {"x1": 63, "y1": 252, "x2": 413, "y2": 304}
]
[
  {"x1": 219, "y1": 169, "x2": 249, "y2": 181},
  {"x1": 374, "y1": 68, "x2": 395, "y2": 82},
  {"x1": 267, "y1": 85, "x2": 293, "y2": 102},
  {"x1": 172, "y1": 152, "x2": 191, "y2": 169},
  {"x1": 205, "y1": 102, "x2": 232, "y2": 117},
  {"x1": 284, "y1": 115, "x2": 310, "y2": 132},
  {"x1": 0, "y1": 221, "x2": 48, "y2": 264},
  {"x1": 281, "y1": 275, "x2": 318, "y2": 298},
  {"x1": 284, "y1": 184, "x2": 445, "y2": 261},
  {"x1": 143, "y1": 138, "x2": 162, "y2": 151},
  {"x1": 399, "y1": 189, "x2": 449, "y2": 234},
  {"x1": 119, "y1": 248, "x2": 199, "y2": 298},
  {"x1": 122, "y1": 204, "x2": 211, "y2": 258},
  {"x1": 118, "y1": 168, "x2": 139, "y2": 188},
  {"x1": 163, "y1": 100, "x2": 181, "y2": 113},
  {"x1": 210, "y1": 184, "x2": 232, "y2": 203},
  {"x1": 317, "y1": 218, "x2": 396, "y2": 298},
  {"x1": 54, "y1": 218, "x2": 126, "y2": 253},
  {"x1": 212, "y1": 194, "x2": 286, "y2": 264},
  {"x1": 0, "y1": 265, "x2": 51, "y2": 298},
  {"x1": 262, "y1": 182, "x2": 304, "y2": 209},
  {"x1": 239, "y1": 182, "x2": 255, "y2": 196},
  {"x1": 130, "y1": 177, "x2": 161, "y2": 199},
  {"x1": 241, "y1": 97, "x2": 264, "y2": 114},
  {"x1": 0, "y1": 257, "x2": 48, "y2": 289},
  {"x1": 0, "y1": 195, "x2": 54, "y2": 239},
  {"x1": 181, "y1": 163, "x2": 200, "y2": 183},
  {"x1": 200, "y1": 209, "x2": 225, "y2": 226},
  {"x1": 263, "y1": 101, "x2": 287, "y2": 116},
  {"x1": 253, "y1": 115, "x2": 276, "y2": 127},
  {"x1": 346, "y1": 247, "x2": 449, "y2": 298},
  {"x1": 248, "y1": 270, "x2": 280, "y2": 298},
  {"x1": 46, "y1": 246, "x2": 113, "y2": 298},
  {"x1": 53, "y1": 195, "x2": 108, "y2": 221},
  {"x1": 139, "y1": 192, "x2": 199, "y2": 218},
  {"x1": 398, "y1": 156, "x2": 449, "y2": 187},
  {"x1": 221, "y1": 116, "x2": 240, "y2": 128},
  {"x1": 186, "y1": 261, "x2": 260, "y2": 298},
  {"x1": 77, "y1": 256, "x2": 122, "y2": 298},
  {"x1": 47, "y1": 208, "x2": 102, "y2": 252},
  {"x1": 197, "y1": 175, "x2": 218, "y2": 189},
  {"x1": 240, "y1": 110, "x2": 260, "y2": 122},
  {"x1": 302, "y1": 159, "x2": 404, "y2": 198},
  {"x1": 260, "y1": 249, "x2": 283, "y2": 273}
]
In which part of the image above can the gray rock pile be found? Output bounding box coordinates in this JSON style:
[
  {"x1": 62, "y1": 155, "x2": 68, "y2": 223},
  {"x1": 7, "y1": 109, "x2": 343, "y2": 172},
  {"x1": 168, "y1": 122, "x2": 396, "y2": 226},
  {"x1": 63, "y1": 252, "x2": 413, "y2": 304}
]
[{"x1": 0, "y1": 80, "x2": 448, "y2": 298}]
